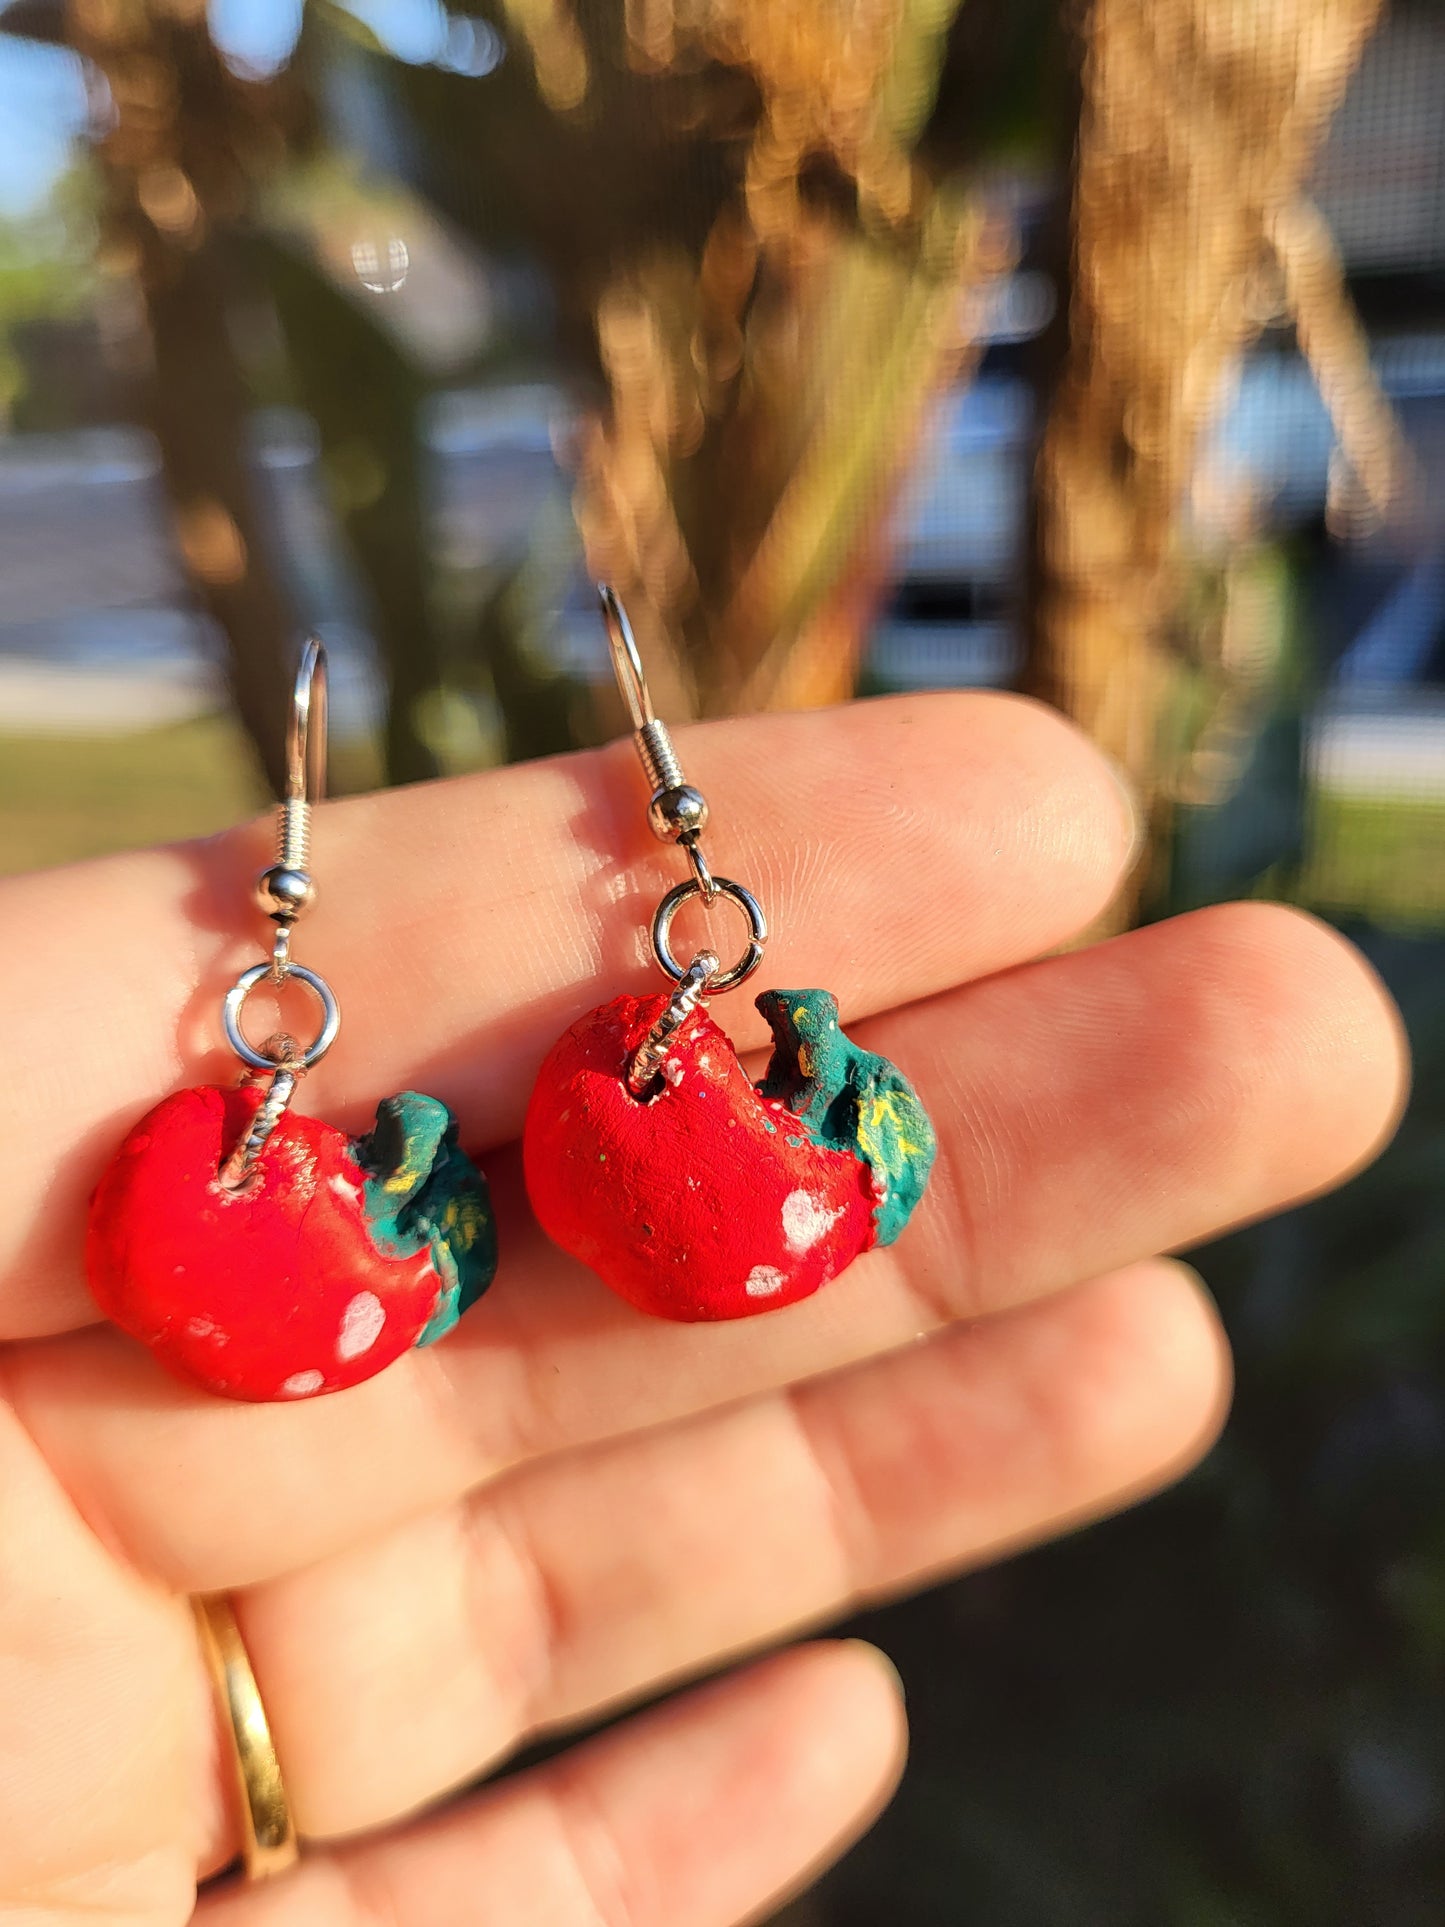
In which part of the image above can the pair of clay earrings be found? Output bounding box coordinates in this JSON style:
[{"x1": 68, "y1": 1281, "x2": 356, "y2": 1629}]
[{"x1": 87, "y1": 591, "x2": 937, "y2": 1403}]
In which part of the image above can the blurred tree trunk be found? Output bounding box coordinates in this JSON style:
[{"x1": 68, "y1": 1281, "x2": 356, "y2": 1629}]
[
  {"x1": 67, "y1": 0, "x2": 300, "y2": 794},
  {"x1": 1026, "y1": 0, "x2": 1391, "y2": 926},
  {"x1": 137, "y1": 235, "x2": 294, "y2": 794},
  {"x1": 259, "y1": 238, "x2": 444, "y2": 787}
]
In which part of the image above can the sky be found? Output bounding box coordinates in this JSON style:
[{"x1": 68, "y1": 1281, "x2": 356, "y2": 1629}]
[
  {"x1": 0, "y1": 36, "x2": 88, "y2": 218},
  {"x1": 0, "y1": 0, "x2": 497, "y2": 220}
]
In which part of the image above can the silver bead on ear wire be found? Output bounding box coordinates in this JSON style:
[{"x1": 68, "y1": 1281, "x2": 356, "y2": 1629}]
[
  {"x1": 219, "y1": 638, "x2": 339, "y2": 1186},
  {"x1": 597, "y1": 585, "x2": 768, "y2": 1094}
]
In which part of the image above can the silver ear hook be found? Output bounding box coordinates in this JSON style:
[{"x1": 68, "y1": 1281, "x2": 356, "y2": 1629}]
[
  {"x1": 599, "y1": 583, "x2": 700, "y2": 838},
  {"x1": 287, "y1": 634, "x2": 328, "y2": 816},
  {"x1": 599, "y1": 583, "x2": 653, "y2": 734},
  {"x1": 220, "y1": 636, "x2": 339, "y2": 1187},
  {"x1": 260, "y1": 636, "x2": 328, "y2": 967},
  {"x1": 596, "y1": 585, "x2": 767, "y2": 1093}
]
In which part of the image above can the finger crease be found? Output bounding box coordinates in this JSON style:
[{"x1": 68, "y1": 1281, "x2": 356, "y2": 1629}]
[
  {"x1": 337, "y1": 1848, "x2": 411, "y2": 1927},
  {"x1": 779, "y1": 1384, "x2": 878, "y2": 1606},
  {"x1": 462, "y1": 1489, "x2": 570, "y2": 1744},
  {"x1": 543, "y1": 1758, "x2": 649, "y2": 1927}
]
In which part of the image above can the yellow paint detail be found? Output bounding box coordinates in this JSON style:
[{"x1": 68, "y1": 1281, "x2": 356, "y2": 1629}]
[
  {"x1": 382, "y1": 1147, "x2": 430, "y2": 1196},
  {"x1": 443, "y1": 1196, "x2": 485, "y2": 1250},
  {"x1": 858, "y1": 1089, "x2": 926, "y2": 1163}
]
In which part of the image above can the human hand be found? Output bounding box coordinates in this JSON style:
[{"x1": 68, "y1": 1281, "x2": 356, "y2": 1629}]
[{"x1": 0, "y1": 693, "x2": 1405, "y2": 1924}]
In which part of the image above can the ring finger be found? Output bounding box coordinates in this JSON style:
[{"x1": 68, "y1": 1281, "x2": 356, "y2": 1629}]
[
  {"x1": 217, "y1": 1257, "x2": 1226, "y2": 1844},
  {"x1": 197, "y1": 1642, "x2": 907, "y2": 1927}
]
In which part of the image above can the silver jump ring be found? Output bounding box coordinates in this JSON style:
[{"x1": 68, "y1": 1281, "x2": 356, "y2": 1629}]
[
  {"x1": 223, "y1": 962, "x2": 340, "y2": 1073},
  {"x1": 652, "y1": 877, "x2": 766, "y2": 994}
]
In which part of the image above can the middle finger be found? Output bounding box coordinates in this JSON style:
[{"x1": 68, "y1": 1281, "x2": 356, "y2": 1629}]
[{"x1": 6, "y1": 900, "x2": 1400, "y2": 1591}]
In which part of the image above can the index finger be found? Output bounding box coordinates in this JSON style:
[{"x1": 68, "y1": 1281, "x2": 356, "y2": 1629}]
[{"x1": 0, "y1": 691, "x2": 1133, "y2": 1337}]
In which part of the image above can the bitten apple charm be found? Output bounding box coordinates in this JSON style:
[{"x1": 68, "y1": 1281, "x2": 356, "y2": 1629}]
[
  {"x1": 88, "y1": 1085, "x2": 494, "y2": 1400},
  {"x1": 522, "y1": 587, "x2": 935, "y2": 1322},
  {"x1": 526, "y1": 985, "x2": 933, "y2": 1320},
  {"x1": 85, "y1": 640, "x2": 497, "y2": 1401}
]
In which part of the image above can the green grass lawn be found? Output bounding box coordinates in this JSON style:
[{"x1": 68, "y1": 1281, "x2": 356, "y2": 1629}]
[
  {"x1": 1297, "y1": 787, "x2": 1445, "y2": 932},
  {"x1": 0, "y1": 715, "x2": 382, "y2": 874},
  {"x1": 0, "y1": 716, "x2": 266, "y2": 874}
]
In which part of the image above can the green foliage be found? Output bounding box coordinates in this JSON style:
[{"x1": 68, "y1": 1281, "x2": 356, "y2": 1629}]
[{"x1": 0, "y1": 164, "x2": 98, "y2": 421}]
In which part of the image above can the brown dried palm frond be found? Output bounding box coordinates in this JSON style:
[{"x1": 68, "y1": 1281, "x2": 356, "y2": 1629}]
[
  {"x1": 1030, "y1": 0, "x2": 1397, "y2": 916},
  {"x1": 543, "y1": 0, "x2": 992, "y2": 715}
]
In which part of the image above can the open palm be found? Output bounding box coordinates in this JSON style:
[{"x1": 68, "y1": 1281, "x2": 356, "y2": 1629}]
[{"x1": 0, "y1": 693, "x2": 1404, "y2": 1925}]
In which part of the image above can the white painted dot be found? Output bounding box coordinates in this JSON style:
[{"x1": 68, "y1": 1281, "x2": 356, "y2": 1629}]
[
  {"x1": 745, "y1": 1265, "x2": 787, "y2": 1297},
  {"x1": 337, "y1": 1290, "x2": 386, "y2": 1360},
  {"x1": 782, "y1": 1189, "x2": 845, "y2": 1255},
  {"x1": 664, "y1": 1058, "x2": 685, "y2": 1087},
  {"x1": 280, "y1": 1369, "x2": 324, "y2": 1397},
  {"x1": 186, "y1": 1315, "x2": 217, "y2": 1339},
  {"x1": 329, "y1": 1172, "x2": 363, "y2": 1207}
]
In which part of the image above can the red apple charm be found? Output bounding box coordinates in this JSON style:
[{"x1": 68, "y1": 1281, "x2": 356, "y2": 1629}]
[
  {"x1": 87, "y1": 1082, "x2": 496, "y2": 1401},
  {"x1": 523, "y1": 986, "x2": 936, "y2": 1320}
]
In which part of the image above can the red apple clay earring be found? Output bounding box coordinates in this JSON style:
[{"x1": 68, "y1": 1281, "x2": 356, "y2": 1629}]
[
  {"x1": 523, "y1": 586, "x2": 936, "y2": 1322},
  {"x1": 86, "y1": 640, "x2": 497, "y2": 1401}
]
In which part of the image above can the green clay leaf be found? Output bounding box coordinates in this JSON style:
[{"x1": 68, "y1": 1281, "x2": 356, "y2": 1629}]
[
  {"x1": 351, "y1": 1092, "x2": 498, "y2": 1343},
  {"x1": 756, "y1": 989, "x2": 936, "y2": 1248}
]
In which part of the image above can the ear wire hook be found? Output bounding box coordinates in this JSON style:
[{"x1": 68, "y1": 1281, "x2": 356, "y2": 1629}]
[
  {"x1": 279, "y1": 634, "x2": 328, "y2": 885},
  {"x1": 265, "y1": 636, "x2": 328, "y2": 976},
  {"x1": 219, "y1": 637, "x2": 339, "y2": 1187},
  {"x1": 595, "y1": 585, "x2": 767, "y2": 1093},
  {"x1": 599, "y1": 582, "x2": 652, "y2": 735},
  {"x1": 599, "y1": 583, "x2": 697, "y2": 828}
]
